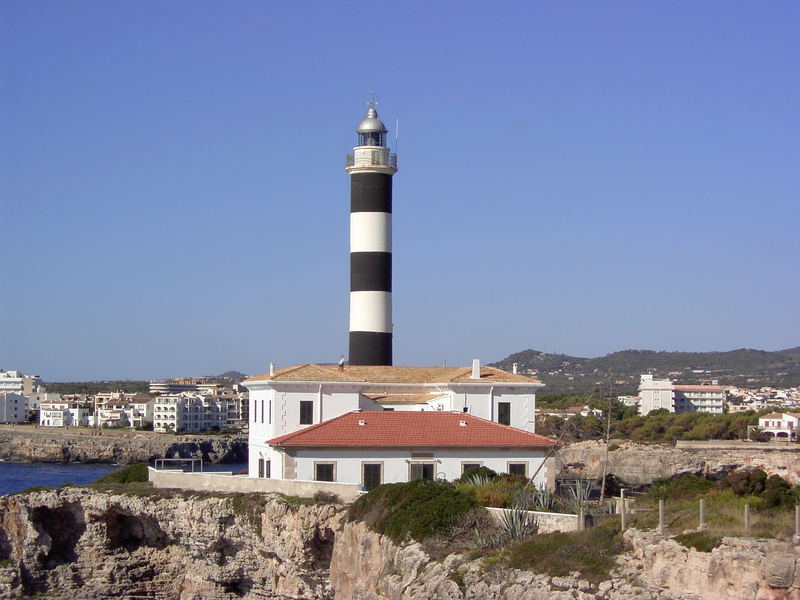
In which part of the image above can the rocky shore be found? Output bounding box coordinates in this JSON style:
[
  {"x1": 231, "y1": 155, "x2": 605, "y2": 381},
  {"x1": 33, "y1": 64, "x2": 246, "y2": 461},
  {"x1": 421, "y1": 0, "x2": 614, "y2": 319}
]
[
  {"x1": 0, "y1": 426, "x2": 247, "y2": 465},
  {"x1": 1, "y1": 487, "x2": 797, "y2": 599}
]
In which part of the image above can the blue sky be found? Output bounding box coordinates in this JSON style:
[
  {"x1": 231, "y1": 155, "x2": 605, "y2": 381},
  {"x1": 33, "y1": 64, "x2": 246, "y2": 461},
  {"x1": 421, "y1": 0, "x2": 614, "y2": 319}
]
[{"x1": 2, "y1": 1, "x2": 798, "y2": 381}]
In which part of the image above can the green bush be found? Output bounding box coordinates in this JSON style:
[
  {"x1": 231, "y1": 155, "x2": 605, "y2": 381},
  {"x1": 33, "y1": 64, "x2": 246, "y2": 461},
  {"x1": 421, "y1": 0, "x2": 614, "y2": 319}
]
[
  {"x1": 460, "y1": 465, "x2": 498, "y2": 483},
  {"x1": 507, "y1": 519, "x2": 623, "y2": 583},
  {"x1": 92, "y1": 463, "x2": 149, "y2": 484},
  {"x1": 674, "y1": 530, "x2": 722, "y2": 552},
  {"x1": 648, "y1": 474, "x2": 714, "y2": 501},
  {"x1": 348, "y1": 480, "x2": 478, "y2": 543}
]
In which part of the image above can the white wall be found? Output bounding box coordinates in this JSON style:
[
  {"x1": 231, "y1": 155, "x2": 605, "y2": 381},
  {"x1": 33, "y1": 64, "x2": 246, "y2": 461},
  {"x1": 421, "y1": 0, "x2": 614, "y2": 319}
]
[
  {"x1": 286, "y1": 447, "x2": 549, "y2": 489},
  {"x1": 0, "y1": 393, "x2": 28, "y2": 423}
]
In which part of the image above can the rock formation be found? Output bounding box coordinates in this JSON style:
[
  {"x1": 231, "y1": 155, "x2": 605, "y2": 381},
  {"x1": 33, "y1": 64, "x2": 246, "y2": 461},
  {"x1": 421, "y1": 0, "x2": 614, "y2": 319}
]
[
  {"x1": 1, "y1": 487, "x2": 798, "y2": 599},
  {"x1": 0, "y1": 487, "x2": 343, "y2": 599},
  {"x1": 557, "y1": 440, "x2": 800, "y2": 485},
  {"x1": 0, "y1": 428, "x2": 247, "y2": 465}
]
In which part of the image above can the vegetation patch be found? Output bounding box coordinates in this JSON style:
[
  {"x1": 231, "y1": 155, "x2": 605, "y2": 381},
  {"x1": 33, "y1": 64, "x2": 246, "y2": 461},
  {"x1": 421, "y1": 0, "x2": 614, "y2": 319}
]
[
  {"x1": 92, "y1": 463, "x2": 149, "y2": 485},
  {"x1": 507, "y1": 519, "x2": 624, "y2": 583},
  {"x1": 230, "y1": 493, "x2": 269, "y2": 536},
  {"x1": 674, "y1": 530, "x2": 722, "y2": 552},
  {"x1": 348, "y1": 480, "x2": 478, "y2": 543}
]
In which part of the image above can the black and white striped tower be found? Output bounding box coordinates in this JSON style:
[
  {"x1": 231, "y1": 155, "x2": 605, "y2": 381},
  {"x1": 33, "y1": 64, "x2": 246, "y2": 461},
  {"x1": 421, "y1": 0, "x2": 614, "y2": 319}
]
[{"x1": 345, "y1": 99, "x2": 397, "y2": 365}]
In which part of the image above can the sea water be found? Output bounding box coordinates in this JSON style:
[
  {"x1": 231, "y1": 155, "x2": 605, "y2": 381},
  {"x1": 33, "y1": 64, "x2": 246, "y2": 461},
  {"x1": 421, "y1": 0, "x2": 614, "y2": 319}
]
[{"x1": 0, "y1": 461, "x2": 249, "y2": 496}]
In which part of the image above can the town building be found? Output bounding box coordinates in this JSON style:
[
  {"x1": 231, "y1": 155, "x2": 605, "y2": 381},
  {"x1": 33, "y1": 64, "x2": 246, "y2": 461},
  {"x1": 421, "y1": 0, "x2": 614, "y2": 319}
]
[
  {"x1": 96, "y1": 394, "x2": 154, "y2": 428},
  {"x1": 638, "y1": 374, "x2": 725, "y2": 415},
  {"x1": 0, "y1": 392, "x2": 28, "y2": 423},
  {"x1": 758, "y1": 412, "x2": 800, "y2": 440},
  {"x1": 0, "y1": 370, "x2": 41, "y2": 396},
  {"x1": 153, "y1": 393, "x2": 243, "y2": 433},
  {"x1": 25, "y1": 392, "x2": 62, "y2": 419},
  {"x1": 40, "y1": 401, "x2": 91, "y2": 427},
  {"x1": 149, "y1": 379, "x2": 200, "y2": 396}
]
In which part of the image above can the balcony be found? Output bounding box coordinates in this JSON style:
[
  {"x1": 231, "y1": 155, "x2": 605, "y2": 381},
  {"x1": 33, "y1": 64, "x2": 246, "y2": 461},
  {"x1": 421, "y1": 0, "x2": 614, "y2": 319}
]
[{"x1": 346, "y1": 149, "x2": 397, "y2": 171}]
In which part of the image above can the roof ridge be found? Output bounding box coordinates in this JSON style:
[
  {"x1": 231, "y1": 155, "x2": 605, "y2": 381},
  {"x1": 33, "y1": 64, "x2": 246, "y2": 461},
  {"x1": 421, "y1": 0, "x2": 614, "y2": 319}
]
[{"x1": 274, "y1": 364, "x2": 311, "y2": 378}]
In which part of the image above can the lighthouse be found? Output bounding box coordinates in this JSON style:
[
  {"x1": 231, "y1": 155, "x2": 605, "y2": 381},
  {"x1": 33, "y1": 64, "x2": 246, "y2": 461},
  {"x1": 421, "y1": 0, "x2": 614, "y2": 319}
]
[{"x1": 345, "y1": 100, "x2": 398, "y2": 365}]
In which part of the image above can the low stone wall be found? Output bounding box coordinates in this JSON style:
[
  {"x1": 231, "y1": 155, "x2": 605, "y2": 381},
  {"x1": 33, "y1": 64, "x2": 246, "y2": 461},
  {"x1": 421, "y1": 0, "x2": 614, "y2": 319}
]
[
  {"x1": 676, "y1": 440, "x2": 799, "y2": 450},
  {"x1": 485, "y1": 506, "x2": 583, "y2": 533},
  {"x1": 148, "y1": 467, "x2": 361, "y2": 503}
]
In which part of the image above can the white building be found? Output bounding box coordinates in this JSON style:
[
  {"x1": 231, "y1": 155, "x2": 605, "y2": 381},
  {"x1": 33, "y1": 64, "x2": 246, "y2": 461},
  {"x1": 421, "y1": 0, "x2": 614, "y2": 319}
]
[
  {"x1": 25, "y1": 392, "x2": 62, "y2": 418},
  {"x1": 638, "y1": 375, "x2": 725, "y2": 415},
  {"x1": 153, "y1": 394, "x2": 239, "y2": 433},
  {"x1": 40, "y1": 401, "x2": 91, "y2": 427},
  {"x1": 758, "y1": 412, "x2": 800, "y2": 440},
  {"x1": 96, "y1": 395, "x2": 154, "y2": 428},
  {"x1": 245, "y1": 361, "x2": 554, "y2": 489},
  {"x1": 0, "y1": 392, "x2": 28, "y2": 423},
  {"x1": 0, "y1": 370, "x2": 41, "y2": 396}
]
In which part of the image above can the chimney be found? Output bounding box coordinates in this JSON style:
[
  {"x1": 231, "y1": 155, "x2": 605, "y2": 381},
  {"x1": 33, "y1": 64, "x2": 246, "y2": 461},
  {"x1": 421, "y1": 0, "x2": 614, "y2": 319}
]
[
  {"x1": 269, "y1": 362, "x2": 275, "y2": 377},
  {"x1": 512, "y1": 362, "x2": 518, "y2": 374},
  {"x1": 338, "y1": 356, "x2": 345, "y2": 372},
  {"x1": 471, "y1": 358, "x2": 480, "y2": 379}
]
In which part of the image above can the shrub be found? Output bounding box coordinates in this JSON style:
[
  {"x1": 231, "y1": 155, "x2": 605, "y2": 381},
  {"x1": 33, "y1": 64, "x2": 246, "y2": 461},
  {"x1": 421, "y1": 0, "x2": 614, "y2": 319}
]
[
  {"x1": 348, "y1": 480, "x2": 478, "y2": 543},
  {"x1": 461, "y1": 465, "x2": 498, "y2": 483},
  {"x1": 718, "y1": 469, "x2": 768, "y2": 496},
  {"x1": 674, "y1": 530, "x2": 722, "y2": 552},
  {"x1": 93, "y1": 463, "x2": 149, "y2": 484},
  {"x1": 648, "y1": 474, "x2": 714, "y2": 501},
  {"x1": 312, "y1": 490, "x2": 341, "y2": 505}
]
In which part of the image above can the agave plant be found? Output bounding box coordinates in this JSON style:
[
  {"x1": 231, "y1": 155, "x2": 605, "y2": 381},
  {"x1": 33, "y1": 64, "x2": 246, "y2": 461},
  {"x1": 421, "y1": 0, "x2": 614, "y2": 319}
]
[
  {"x1": 564, "y1": 479, "x2": 593, "y2": 514},
  {"x1": 529, "y1": 484, "x2": 556, "y2": 511},
  {"x1": 498, "y1": 506, "x2": 538, "y2": 541},
  {"x1": 463, "y1": 473, "x2": 494, "y2": 487}
]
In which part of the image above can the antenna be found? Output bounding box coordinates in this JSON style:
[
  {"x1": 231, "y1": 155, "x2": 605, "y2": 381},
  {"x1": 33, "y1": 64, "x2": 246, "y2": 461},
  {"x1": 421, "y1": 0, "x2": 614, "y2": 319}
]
[{"x1": 395, "y1": 117, "x2": 399, "y2": 153}]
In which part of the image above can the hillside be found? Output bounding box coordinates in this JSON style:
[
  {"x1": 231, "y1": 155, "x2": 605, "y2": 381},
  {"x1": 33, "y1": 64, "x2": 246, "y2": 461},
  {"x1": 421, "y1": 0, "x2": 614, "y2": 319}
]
[{"x1": 490, "y1": 347, "x2": 800, "y2": 395}]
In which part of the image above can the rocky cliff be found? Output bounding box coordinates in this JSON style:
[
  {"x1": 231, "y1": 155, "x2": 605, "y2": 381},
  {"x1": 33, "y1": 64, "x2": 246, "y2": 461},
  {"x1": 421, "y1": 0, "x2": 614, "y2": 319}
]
[
  {"x1": 0, "y1": 428, "x2": 247, "y2": 464},
  {"x1": 1, "y1": 488, "x2": 797, "y2": 600},
  {"x1": 0, "y1": 487, "x2": 343, "y2": 599},
  {"x1": 557, "y1": 440, "x2": 800, "y2": 485}
]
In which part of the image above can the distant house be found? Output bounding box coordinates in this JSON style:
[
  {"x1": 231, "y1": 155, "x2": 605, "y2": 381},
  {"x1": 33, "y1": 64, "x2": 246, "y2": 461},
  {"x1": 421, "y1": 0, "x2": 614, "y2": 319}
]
[
  {"x1": 758, "y1": 413, "x2": 800, "y2": 440},
  {"x1": 244, "y1": 361, "x2": 556, "y2": 490},
  {"x1": 40, "y1": 401, "x2": 90, "y2": 427}
]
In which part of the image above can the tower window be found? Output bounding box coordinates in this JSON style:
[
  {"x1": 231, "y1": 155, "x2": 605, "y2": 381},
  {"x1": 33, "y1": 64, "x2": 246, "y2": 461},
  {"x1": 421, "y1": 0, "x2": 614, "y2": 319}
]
[
  {"x1": 498, "y1": 402, "x2": 511, "y2": 426},
  {"x1": 299, "y1": 401, "x2": 313, "y2": 425}
]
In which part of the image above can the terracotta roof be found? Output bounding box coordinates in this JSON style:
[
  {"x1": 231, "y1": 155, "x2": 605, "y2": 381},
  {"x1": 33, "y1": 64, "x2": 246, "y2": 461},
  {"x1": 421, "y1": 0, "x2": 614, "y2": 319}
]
[
  {"x1": 267, "y1": 411, "x2": 557, "y2": 448},
  {"x1": 244, "y1": 364, "x2": 540, "y2": 385},
  {"x1": 760, "y1": 412, "x2": 800, "y2": 420},
  {"x1": 363, "y1": 393, "x2": 442, "y2": 404}
]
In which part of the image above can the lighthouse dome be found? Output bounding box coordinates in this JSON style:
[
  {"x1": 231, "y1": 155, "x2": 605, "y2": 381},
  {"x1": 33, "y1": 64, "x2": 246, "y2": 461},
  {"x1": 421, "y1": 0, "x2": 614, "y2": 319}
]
[{"x1": 356, "y1": 108, "x2": 387, "y2": 133}]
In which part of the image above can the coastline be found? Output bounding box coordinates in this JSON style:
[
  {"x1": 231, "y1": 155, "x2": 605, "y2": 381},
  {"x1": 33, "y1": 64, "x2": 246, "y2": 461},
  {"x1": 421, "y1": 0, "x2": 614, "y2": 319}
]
[{"x1": 0, "y1": 424, "x2": 248, "y2": 465}]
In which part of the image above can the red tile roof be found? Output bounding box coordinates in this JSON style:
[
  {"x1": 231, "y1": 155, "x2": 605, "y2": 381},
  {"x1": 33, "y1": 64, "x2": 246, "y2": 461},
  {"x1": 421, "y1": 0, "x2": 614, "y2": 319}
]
[
  {"x1": 267, "y1": 411, "x2": 557, "y2": 449},
  {"x1": 244, "y1": 364, "x2": 541, "y2": 385}
]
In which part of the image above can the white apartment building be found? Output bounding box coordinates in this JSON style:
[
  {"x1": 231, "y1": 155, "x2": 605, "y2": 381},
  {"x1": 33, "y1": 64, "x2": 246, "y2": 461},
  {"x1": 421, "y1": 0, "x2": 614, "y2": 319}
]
[
  {"x1": 638, "y1": 375, "x2": 726, "y2": 415},
  {"x1": 40, "y1": 402, "x2": 91, "y2": 427},
  {"x1": 96, "y1": 396, "x2": 154, "y2": 428},
  {"x1": 153, "y1": 394, "x2": 239, "y2": 433},
  {"x1": 0, "y1": 370, "x2": 41, "y2": 396},
  {"x1": 0, "y1": 393, "x2": 28, "y2": 423}
]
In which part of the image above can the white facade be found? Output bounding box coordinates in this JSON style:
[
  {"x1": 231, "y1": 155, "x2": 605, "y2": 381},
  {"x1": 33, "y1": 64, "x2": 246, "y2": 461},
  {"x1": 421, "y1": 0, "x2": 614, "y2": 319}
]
[
  {"x1": 40, "y1": 402, "x2": 91, "y2": 427},
  {"x1": 283, "y1": 448, "x2": 549, "y2": 490},
  {"x1": 758, "y1": 413, "x2": 800, "y2": 439},
  {"x1": 638, "y1": 375, "x2": 726, "y2": 416},
  {"x1": 97, "y1": 397, "x2": 154, "y2": 428},
  {"x1": 26, "y1": 392, "x2": 62, "y2": 417},
  {"x1": 0, "y1": 370, "x2": 41, "y2": 396},
  {"x1": 153, "y1": 394, "x2": 241, "y2": 433},
  {"x1": 0, "y1": 393, "x2": 28, "y2": 423}
]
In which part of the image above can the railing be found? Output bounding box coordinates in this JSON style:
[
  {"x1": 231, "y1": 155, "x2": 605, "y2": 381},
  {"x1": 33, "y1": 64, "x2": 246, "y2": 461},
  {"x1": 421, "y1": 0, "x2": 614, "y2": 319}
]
[{"x1": 345, "y1": 151, "x2": 397, "y2": 170}]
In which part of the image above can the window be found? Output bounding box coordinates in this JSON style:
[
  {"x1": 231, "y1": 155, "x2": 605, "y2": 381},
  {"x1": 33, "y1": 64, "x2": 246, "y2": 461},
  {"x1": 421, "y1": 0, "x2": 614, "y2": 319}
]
[
  {"x1": 264, "y1": 459, "x2": 271, "y2": 478},
  {"x1": 261, "y1": 400, "x2": 265, "y2": 424},
  {"x1": 315, "y1": 462, "x2": 335, "y2": 482},
  {"x1": 410, "y1": 462, "x2": 435, "y2": 481},
  {"x1": 461, "y1": 463, "x2": 481, "y2": 474},
  {"x1": 462, "y1": 406, "x2": 469, "y2": 413},
  {"x1": 258, "y1": 457, "x2": 265, "y2": 478},
  {"x1": 498, "y1": 402, "x2": 511, "y2": 426},
  {"x1": 362, "y1": 463, "x2": 382, "y2": 491},
  {"x1": 300, "y1": 401, "x2": 313, "y2": 425},
  {"x1": 508, "y1": 462, "x2": 527, "y2": 477}
]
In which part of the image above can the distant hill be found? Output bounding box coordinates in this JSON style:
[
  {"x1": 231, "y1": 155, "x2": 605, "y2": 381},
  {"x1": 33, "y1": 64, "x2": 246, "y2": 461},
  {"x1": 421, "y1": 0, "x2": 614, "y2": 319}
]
[
  {"x1": 490, "y1": 347, "x2": 800, "y2": 395},
  {"x1": 214, "y1": 371, "x2": 248, "y2": 381}
]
